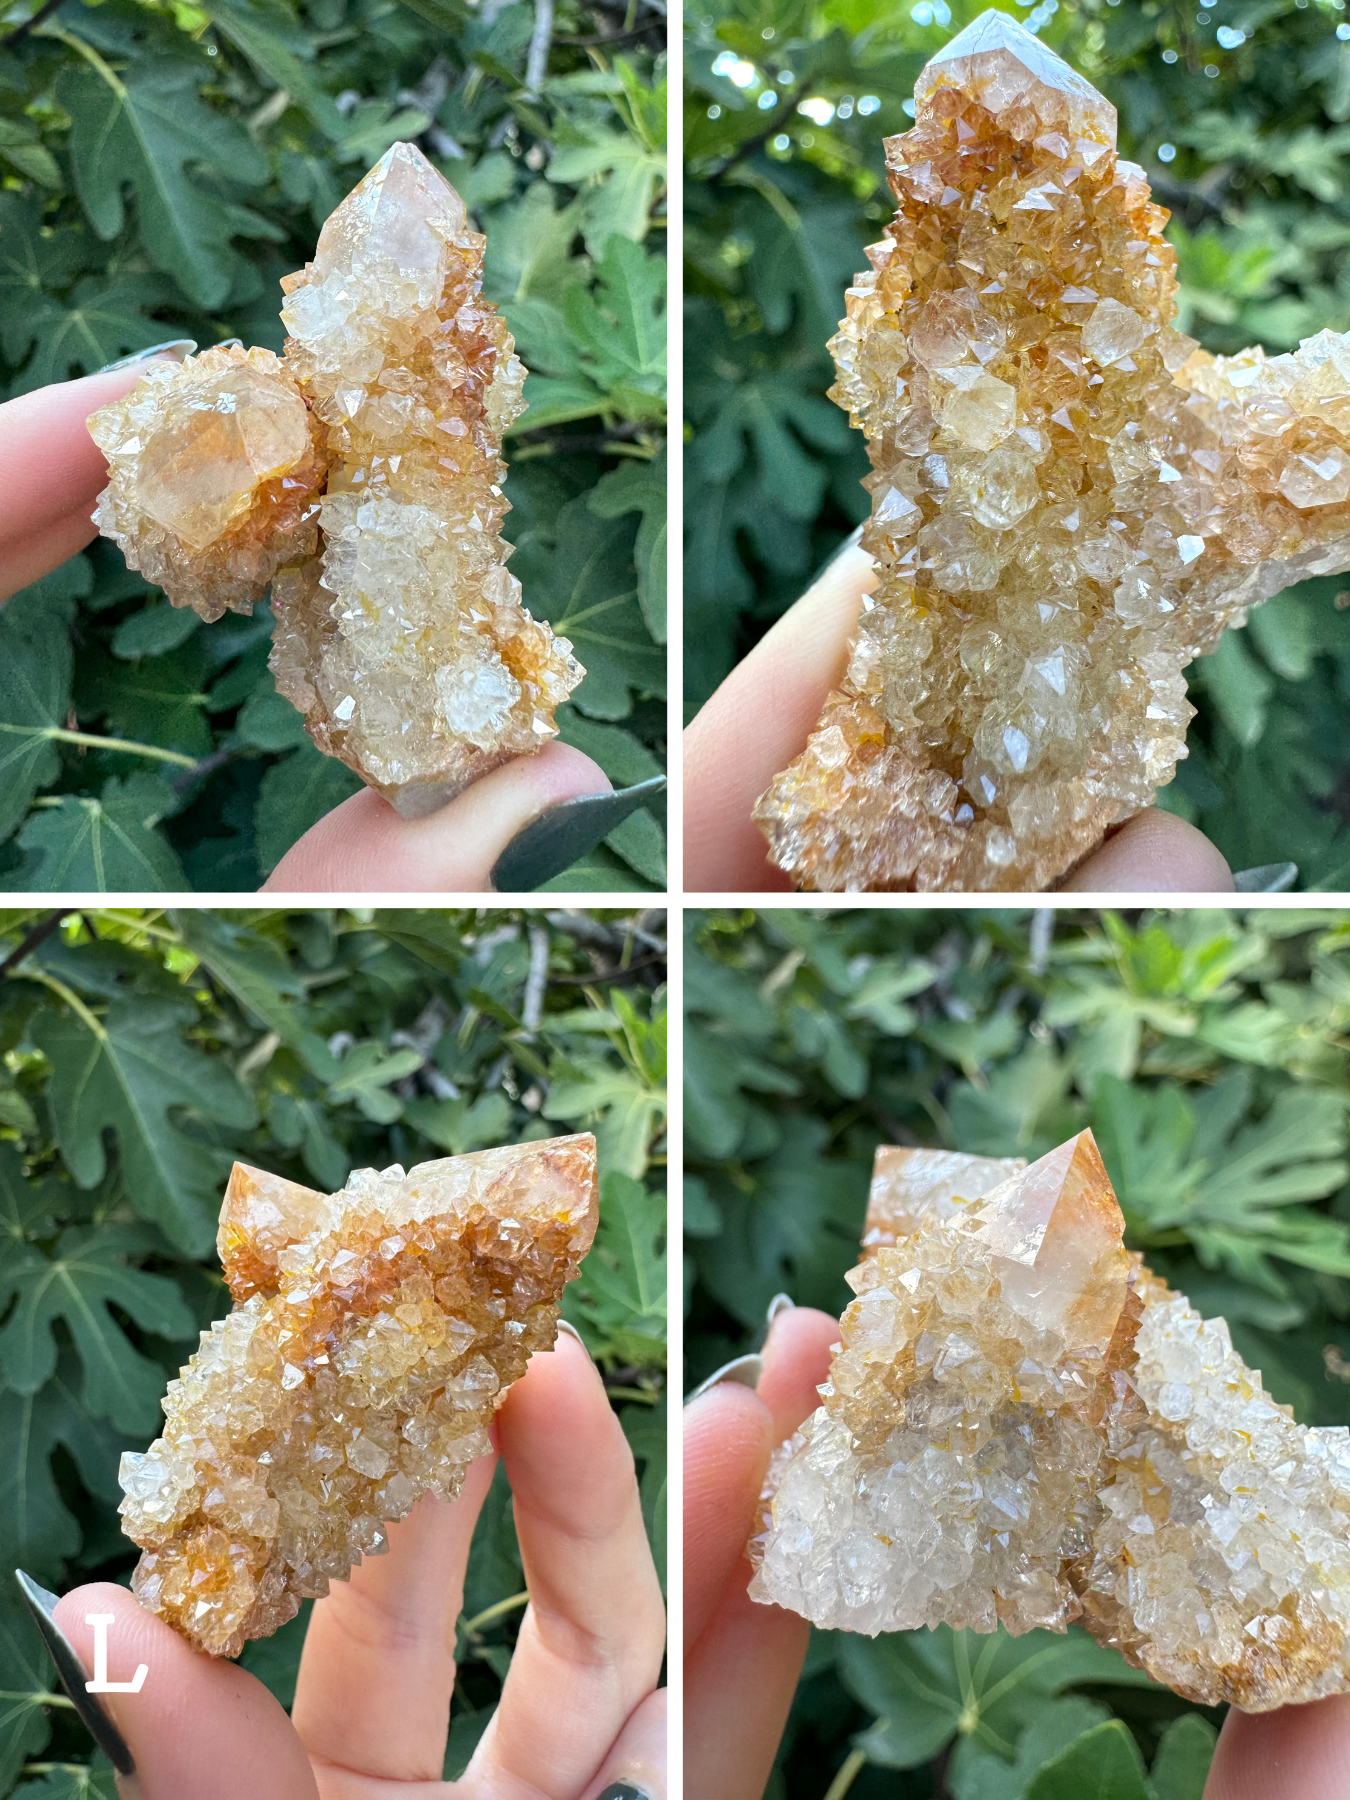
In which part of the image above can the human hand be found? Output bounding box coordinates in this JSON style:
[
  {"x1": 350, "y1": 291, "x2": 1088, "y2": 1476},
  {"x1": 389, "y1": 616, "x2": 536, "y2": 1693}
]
[
  {"x1": 683, "y1": 1302, "x2": 838, "y2": 1800},
  {"x1": 35, "y1": 1331, "x2": 665, "y2": 1800},
  {"x1": 0, "y1": 356, "x2": 658, "y2": 893},
  {"x1": 685, "y1": 1305, "x2": 1350, "y2": 1800},
  {"x1": 683, "y1": 539, "x2": 1235, "y2": 894}
]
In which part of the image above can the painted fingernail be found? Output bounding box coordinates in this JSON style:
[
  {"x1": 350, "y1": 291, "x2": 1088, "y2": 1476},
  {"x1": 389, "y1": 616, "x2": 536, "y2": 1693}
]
[
  {"x1": 97, "y1": 339, "x2": 197, "y2": 374},
  {"x1": 597, "y1": 1785, "x2": 649, "y2": 1799},
  {"x1": 215, "y1": 338, "x2": 244, "y2": 350},
  {"x1": 766, "y1": 1292, "x2": 795, "y2": 1327},
  {"x1": 490, "y1": 775, "x2": 666, "y2": 893},
  {"x1": 685, "y1": 1353, "x2": 764, "y2": 1404},
  {"x1": 556, "y1": 1318, "x2": 593, "y2": 1356},
  {"x1": 14, "y1": 1570, "x2": 136, "y2": 1776},
  {"x1": 1232, "y1": 861, "x2": 1298, "y2": 892}
]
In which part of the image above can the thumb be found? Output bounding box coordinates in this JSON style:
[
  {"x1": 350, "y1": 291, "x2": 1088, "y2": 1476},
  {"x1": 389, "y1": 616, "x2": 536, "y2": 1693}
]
[
  {"x1": 262, "y1": 742, "x2": 617, "y2": 893},
  {"x1": 1059, "y1": 807, "x2": 1235, "y2": 892},
  {"x1": 52, "y1": 1581, "x2": 318, "y2": 1800}
]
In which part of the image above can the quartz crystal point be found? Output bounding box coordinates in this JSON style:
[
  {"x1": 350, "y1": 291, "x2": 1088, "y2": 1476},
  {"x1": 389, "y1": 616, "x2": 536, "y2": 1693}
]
[
  {"x1": 88, "y1": 143, "x2": 583, "y2": 818},
  {"x1": 118, "y1": 1135, "x2": 596, "y2": 1658},
  {"x1": 749, "y1": 1132, "x2": 1350, "y2": 1710},
  {"x1": 755, "y1": 12, "x2": 1350, "y2": 890}
]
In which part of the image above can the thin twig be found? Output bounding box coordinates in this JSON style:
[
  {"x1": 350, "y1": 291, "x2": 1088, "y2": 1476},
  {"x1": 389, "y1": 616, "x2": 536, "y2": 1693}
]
[
  {"x1": 1, "y1": 0, "x2": 65, "y2": 47},
  {"x1": 0, "y1": 910, "x2": 65, "y2": 979},
  {"x1": 547, "y1": 952, "x2": 666, "y2": 984},
  {"x1": 524, "y1": 0, "x2": 554, "y2": 93},
  {"x1": 555, "y1": 21, "x2": 661, "y2": 45},
  {"x1": 171, "y1": 744, "x2": 240, "y2": 796},
  {"x1": 521, "y1": 923, "x2": 550, "y2": 1032}
]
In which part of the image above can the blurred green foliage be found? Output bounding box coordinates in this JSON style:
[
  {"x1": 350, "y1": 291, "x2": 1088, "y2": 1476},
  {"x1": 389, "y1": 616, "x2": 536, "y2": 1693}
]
[
  {"x1": 685, "y1": 905, "x2": 1350, "y2": 1798},
  {"x1": 684, "y1": 0, "x2": 1350, "y2": 885},
  {"x1": 0, "y1": 904, "x2": 666, "y2": 1795},
  {"x1": 0, "y1": 0, "x2": 666, "y2": 891}
]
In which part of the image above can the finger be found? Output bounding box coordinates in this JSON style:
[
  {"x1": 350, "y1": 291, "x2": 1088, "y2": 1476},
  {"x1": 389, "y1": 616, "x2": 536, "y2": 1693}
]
[
  {"x1": 682, "y1": 1308, "x2": 838, "y2": 1653},
  {"x1": 262, "y1": 741, "x2": 613, "y2": 893},
  {"x1": 1205, "y1": 1693, "x2": 1350, "y2": 1800},
  {"x1": 291, "y1": 1450, "x2": 498, "y2": 1789},
  {"x1": 52, "y1": 1582, "x2": 318, "y2": 1800},
  {"x1": 463, "y1": 1331, "x2": 665, "y2": 1800},
  {"x1": 684, "y1": 1309, "x2": 838, "y2": 1800},
  {"x1": 1059, "y1": 806, "x2": 1235, "y2": 892},
  {"x1": 758, "y1": 1304, "x2": 840, "y2": 1443},
  {"x1": 684, "y1": 541, "x2": 876, "y2": 891},
  {"x1": 0, "y1": 364, "x2": 183, "y2": 604},
  {"x1": 682, "y1": 1384, "x2": 773, "y2": 1655},
  {"x1": 582, "y1": 1687, "x2": 667, "y2": 1800}
]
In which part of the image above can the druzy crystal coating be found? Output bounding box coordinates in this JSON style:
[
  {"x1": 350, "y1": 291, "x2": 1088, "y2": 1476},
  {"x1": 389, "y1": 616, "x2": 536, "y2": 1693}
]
[
  {"x1": 118, "y1": 1135, "x2": 596, "y2": 1658},
  {"x1": 749, "y1": 1133, "x2": 1350, "y2": 1710},
  {"x1": 89, "y1": 143, "x2": 583, "y2": 818},
  {"x1": 755, "y1": 12, "x2": 1350, "y2": 890}
]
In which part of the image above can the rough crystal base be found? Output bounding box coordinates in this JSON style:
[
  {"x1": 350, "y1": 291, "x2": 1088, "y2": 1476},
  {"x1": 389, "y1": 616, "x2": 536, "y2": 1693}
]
[
  {"x1": 119, "y1": 1136, "x2": 597, "y2": 1658},
  {"x1": 88, "y1": 144, "x2": 583, "y2": 817},
  {"x1": 750, "y1": 1134, "x2": 1350, "y2": 1711},
  {"x1": 755, "y1": 11, "x2": 1350, "y2": 890}
]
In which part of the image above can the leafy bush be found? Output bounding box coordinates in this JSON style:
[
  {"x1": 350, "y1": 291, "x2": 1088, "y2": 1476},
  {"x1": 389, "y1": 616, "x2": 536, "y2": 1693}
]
[
  {"x1": 0, "y1": 0, "x2": 666, "y2": 891},
  {"x1": 685, "y1": 905, "x2": 1350, "y2": 1798},
  {"x1": 685, "y1": 0, "x2": 1350, "y2": 885},
  {"x1": 0, "y1": 904, "x2": 667, "y2": 1796}
]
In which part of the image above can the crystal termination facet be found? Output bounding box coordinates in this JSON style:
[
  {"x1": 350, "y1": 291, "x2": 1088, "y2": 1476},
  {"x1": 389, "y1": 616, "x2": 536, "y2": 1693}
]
[
  {"x1": 119, "y1": 1135, "x2": 596, "y2": 1658},
  {"x1": 755, "y1": 12, "x2": 1350, "y2": 890},
  {"x1": 88, "y1": 144, "x2": 583, "y2": 819},
  {"x1": 750, "y1": 1133, "x2": 1350, "y2": 1710}
]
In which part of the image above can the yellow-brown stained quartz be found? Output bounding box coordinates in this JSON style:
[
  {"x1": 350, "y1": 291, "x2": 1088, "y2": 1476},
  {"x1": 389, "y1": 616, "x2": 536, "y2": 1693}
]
[
  {"x1": 755, "y1": 11, "x2": 1350, "y2": 891},
  {"x1": 118, "y1": 1135, "x2": 596, "y2": 1659},
  {"x1": 88, "y1": 345, "x2": 328, "y2": 624},
  {"x1": 748, "y1": 1133, "x2": 1350, "y2": 1710},
  {"x1": 87, "y1": 143, "x2": 583, "y2": 819}
]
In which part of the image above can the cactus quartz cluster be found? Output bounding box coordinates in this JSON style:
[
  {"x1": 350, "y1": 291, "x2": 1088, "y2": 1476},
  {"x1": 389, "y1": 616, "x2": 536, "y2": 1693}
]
[
  {"x1": 118, "y1": 1136, "x2": 596, "y2": 1658},
  {"x1": 750, "y1": 1132, "x2": 1350, "y2": 1711},
  {"x1": 88, "y1": 143, "x2": 582, "y2": 818},
  {"x1": 755, "y1": 12, "x2": 1350, "y2": 890}
]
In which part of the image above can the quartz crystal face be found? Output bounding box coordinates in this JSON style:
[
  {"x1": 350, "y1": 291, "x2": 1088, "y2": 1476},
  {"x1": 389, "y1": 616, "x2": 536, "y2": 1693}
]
[
  {"x1": 749, "y1": 1131, "x2": 1350, "y2": 1710},
  {"x1": 118, "y1": 1134, "x2": 597, "y2": 1658},
  {"x1": 88, "y1": 144, "x2": 584, "y2": 819},
  {"x1": 754, "y1": 11, "x2": 1350, "y2": 891}
]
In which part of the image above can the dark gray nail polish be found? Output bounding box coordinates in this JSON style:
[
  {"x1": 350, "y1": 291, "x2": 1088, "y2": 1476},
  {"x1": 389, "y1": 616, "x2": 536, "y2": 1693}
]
[
  {"x1": 14, "y1": 1570, "x2": 136, "y2": 1776},
  {"x1": 490, "y1": 775, "x2": 666, "y2": 893},
  {"x1": 98, "y1": 338, "x2": 197, "y2": 374},
  {"x1": 597, "y1": 1786, "x2": 647, "y2": 1800},
  {"x1": 1232, "y1": 861, "x2": 1298, "y2": 893},
  {"x1": 685, "y1": 1352, "x2": 764, "y2": 1404}
]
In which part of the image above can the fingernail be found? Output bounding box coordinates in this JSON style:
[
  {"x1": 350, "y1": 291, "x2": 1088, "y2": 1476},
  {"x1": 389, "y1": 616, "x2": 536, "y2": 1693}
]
[
  {"x1": 597, "y1": 1786, "x2": 649, "y2": 1800},
  {"x1": 1232, "y1": 861, "x2": 1298, "y2": 892},
  {"x1": 14, "y1": 1570, "x2": 136, "y2": 1776},
  {"x1": 98, "y1": 339, "x2": 197, "y2": 374},
  {"x1": 556, "y1": 1318, "x2": 593, "y2": 1356},
  {"x1": 215, "y1": 338, "x2": 244, "y2": 350},
  {"x1": 807, "y1": 522, "x2": 867, "y2": 591},
  {"x1": 685, "y1": 1353, "x2": 764, "y2": 1404},
  {"x1": 490, "y1": 775, "x2": 667, "y2": 893},
  {"x1": 766, "y1": 1292, "x2": 795, "y2": 1327}
]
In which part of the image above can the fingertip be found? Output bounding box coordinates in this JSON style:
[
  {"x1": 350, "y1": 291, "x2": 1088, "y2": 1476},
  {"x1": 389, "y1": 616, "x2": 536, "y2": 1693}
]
[
  {"x1": 1059, "y1": 806, "x2": 1235, "y2": 892},
  {"x1": 684, "y1": 541, "x2": 876, "y2": 893},
  {"x1": 53, "y1": 1582, "x2": 318, "y2": 1800},
  {"x1": 759, "y1": 1306, "x2": 839, "y2": 1442},
  {"x1": 262, "y1": 741, "x2": 614, "y2": 894},
  {"x1": 1206, "y1": 1693, "x2": 1350, "y2": 1800}
]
